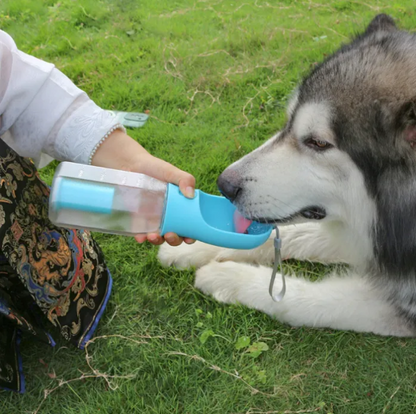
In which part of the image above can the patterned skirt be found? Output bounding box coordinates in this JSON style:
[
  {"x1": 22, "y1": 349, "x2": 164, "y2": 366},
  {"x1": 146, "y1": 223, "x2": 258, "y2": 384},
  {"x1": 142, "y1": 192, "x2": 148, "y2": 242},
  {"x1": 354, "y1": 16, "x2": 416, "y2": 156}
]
[{"x1": 0, "y1": 140, "x2": 112, "y2": 393}]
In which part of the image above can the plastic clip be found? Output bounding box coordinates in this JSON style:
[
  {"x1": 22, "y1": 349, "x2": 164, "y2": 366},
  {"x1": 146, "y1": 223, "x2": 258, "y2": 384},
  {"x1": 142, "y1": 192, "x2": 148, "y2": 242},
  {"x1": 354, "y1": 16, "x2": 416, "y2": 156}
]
[{"x1": 268, "y1": 227, "x2": 286, "y2": 302}]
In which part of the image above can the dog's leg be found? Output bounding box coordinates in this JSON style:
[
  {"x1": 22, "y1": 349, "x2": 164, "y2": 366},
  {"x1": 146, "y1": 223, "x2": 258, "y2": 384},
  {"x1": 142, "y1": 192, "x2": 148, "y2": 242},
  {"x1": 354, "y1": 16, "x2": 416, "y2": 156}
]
[
  {"x1": 158, "y1": 241, "x2": 229, "y2": 269},
  {"x1": 275, "y1": 222, "x2": 348, "y2": 263},
  {"x1": 158, "y1": 222, "x2": 347, "y2": 270},
  {"x1": 195, "y1": 261, "x2": 414, "y2": 337}
]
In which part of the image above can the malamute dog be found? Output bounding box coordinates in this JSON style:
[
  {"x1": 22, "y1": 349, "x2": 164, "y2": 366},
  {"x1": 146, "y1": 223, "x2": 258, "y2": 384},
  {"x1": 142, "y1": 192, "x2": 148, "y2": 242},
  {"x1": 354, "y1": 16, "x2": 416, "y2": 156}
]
[{"x1": 159, "y1": 14, "x2": 416, "y2": 337}]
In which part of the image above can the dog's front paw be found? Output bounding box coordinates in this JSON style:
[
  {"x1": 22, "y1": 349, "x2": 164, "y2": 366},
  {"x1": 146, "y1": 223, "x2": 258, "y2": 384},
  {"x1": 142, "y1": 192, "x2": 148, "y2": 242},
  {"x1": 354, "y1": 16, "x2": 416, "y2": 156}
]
[
  {"x1": 158, "y1": 241, "x2": 223, "y2": 270},
  {"x1": 195, "y1": 261, "x2": 252, "y2": 304}
]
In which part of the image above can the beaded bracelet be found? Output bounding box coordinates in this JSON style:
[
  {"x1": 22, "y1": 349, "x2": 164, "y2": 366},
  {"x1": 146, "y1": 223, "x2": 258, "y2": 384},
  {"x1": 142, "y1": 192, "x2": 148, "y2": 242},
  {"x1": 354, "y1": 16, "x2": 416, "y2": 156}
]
[{"x1": 88, "y1": 123, "x2": 126, "y2": 165}]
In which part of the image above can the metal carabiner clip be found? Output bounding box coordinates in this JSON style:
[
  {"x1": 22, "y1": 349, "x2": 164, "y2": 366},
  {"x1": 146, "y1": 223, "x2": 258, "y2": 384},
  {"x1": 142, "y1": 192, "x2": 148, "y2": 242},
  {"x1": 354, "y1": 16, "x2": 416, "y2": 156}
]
[{"x1": 268, "y1": 227, "x2": 286, "y2": 302}]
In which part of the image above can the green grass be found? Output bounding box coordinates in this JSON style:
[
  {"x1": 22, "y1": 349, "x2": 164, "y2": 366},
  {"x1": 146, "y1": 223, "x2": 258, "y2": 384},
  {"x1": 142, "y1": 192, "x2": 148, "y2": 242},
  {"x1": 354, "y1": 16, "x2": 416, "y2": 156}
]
[{"x1": 1, "y1": 0, "x2": 416, "y2": 413}]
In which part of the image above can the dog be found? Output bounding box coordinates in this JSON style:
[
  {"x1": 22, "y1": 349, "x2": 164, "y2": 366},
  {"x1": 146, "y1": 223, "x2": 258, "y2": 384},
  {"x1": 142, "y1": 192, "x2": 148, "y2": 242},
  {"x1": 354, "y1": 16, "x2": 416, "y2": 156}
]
[{"x1": 159, "y1": 14, "x2": 416, "y2": 337}]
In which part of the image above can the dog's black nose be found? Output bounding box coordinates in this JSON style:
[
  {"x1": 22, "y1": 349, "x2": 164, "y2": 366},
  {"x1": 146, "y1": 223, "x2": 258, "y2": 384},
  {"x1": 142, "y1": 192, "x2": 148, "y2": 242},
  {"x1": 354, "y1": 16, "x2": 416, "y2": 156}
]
[{"x1": 217, "y1": 172, "x2": 242, "y2": 202}]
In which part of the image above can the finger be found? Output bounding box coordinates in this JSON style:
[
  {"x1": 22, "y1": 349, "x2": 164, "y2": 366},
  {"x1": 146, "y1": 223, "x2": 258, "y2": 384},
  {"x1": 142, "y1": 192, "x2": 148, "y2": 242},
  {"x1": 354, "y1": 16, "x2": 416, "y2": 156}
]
[
  {"x1": 163, "y1": 161, "x2": 195, "y2": 198},
  {"x1": 177, "y1": 175, "x2": 195, "y2": 199},
  {"x1": 164, "y1": 232, "x2": 183, "y2": 246},
  {"x1": 137, "y1": 154, "x2": 196, "y2": 198},
  {"x1": 149, "y1": 238, "x2": 165, "y2": 246},
  {"x1": 148, "y1": 233, "x2": 165, "y2": 245},
  {"x1": 135, "y1": 234, "x2": 148, "y2": 243},
  {"x1": 184, "y1": 238, "x2": 195, "y2": 244}
]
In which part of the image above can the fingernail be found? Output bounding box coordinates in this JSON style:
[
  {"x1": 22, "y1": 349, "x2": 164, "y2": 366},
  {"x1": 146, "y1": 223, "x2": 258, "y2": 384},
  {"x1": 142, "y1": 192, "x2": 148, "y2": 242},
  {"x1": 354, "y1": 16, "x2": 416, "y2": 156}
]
[
  {"x1": 185, "y1": 186, "x2": 195, "y2": 198},
  {"x1": 148, "y1": 234, "x2": 158, "y2": 242}
]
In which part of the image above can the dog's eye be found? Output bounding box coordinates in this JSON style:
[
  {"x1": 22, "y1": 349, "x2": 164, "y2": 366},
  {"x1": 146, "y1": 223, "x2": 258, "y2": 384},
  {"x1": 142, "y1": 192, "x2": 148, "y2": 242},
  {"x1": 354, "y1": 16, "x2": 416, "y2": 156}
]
[{"x1": 304, "y1": 137, "x2": 332, "y2": 151}]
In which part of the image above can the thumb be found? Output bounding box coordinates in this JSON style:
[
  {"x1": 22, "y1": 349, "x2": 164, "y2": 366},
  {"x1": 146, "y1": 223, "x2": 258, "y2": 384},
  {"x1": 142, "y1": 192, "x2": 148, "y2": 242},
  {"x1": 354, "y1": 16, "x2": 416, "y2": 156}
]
[{"x1": 136, "y1": 154, "x2": 196, "y2": 198}]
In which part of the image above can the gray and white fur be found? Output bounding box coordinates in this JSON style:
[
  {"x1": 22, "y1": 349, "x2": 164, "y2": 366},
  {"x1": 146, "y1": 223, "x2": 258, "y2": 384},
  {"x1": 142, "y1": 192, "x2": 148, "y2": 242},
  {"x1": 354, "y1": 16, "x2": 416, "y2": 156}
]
[{"x1": 159, "y1": 14, "x2": 416, "y2": 337}]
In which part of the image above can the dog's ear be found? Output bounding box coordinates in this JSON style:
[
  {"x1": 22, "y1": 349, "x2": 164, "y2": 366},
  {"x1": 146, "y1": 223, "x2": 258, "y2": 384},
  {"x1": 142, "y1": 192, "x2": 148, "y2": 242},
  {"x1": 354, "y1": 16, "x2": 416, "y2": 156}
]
[
  {"x1": 396, "y1": 101, "x2": 416, "y2": 149},
  {"x1": 364, "y1": 14, "x2": 397, "y2": 35}
]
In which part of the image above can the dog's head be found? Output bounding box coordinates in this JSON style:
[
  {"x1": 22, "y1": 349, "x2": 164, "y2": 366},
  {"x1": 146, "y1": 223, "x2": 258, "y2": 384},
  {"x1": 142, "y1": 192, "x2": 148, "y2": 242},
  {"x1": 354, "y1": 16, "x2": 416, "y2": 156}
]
[{"x1": 218, "y1": 14, "x2": 416, "y2": 272}]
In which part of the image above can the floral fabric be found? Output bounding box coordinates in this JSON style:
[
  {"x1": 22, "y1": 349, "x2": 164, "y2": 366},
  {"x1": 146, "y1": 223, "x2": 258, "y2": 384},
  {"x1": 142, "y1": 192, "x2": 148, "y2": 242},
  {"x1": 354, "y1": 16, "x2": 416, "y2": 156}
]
[{"x1": 0, "y1": 140, "x2": 112, "y2": 393}]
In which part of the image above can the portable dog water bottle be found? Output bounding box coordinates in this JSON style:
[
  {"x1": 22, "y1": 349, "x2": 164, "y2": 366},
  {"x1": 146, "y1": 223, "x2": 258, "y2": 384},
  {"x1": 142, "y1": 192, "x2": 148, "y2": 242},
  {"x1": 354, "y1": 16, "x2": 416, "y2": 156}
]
[{"x1": 49, "y1": 162, "x2": 272, "y2": 249}]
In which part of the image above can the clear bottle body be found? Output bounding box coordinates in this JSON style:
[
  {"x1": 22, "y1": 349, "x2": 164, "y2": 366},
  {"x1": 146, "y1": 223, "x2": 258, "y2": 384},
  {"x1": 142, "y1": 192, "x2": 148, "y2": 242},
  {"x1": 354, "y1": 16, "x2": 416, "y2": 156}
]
[{"x1": 49, "y1": 163, "x2": 167, "y2": 236}]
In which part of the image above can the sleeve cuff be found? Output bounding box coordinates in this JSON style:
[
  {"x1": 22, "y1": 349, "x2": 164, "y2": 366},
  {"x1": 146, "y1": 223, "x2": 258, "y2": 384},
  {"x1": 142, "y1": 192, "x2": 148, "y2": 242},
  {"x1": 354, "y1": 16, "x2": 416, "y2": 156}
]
[{"x1": 53, "y1": 100, "x2": 125, "y2": 164}]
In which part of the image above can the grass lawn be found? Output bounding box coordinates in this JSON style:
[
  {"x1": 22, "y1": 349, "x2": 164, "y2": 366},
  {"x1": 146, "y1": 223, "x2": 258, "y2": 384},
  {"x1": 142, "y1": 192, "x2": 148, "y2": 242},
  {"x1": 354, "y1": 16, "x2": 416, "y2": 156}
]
[{"x1": 1, "y1": 0, "x2": 416, "y2": 413}]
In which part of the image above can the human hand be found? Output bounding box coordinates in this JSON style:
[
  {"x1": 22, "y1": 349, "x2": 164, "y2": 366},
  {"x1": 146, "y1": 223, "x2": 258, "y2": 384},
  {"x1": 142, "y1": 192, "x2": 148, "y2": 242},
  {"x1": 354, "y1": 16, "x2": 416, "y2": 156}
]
[
  {"x1": 91, "y1": 128, "x2": 196, "y2": 246},
  {"x1": 132, "y1": 152, "x2": 196, "y2": 246}
]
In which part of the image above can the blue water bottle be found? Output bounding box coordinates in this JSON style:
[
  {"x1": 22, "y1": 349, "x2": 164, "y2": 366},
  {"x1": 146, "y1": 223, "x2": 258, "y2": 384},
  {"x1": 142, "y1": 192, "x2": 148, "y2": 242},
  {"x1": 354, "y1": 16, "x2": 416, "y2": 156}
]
[{"x1": 49, "y1": 162, "x2": 272, "y2": 249}]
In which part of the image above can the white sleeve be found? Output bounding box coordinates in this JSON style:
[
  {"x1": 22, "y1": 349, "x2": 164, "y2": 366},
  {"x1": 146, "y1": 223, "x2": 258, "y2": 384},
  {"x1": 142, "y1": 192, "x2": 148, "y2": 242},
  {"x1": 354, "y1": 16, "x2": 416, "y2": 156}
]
[{"x1": 0, "y1": 30, "x2": 121, "y2": 165}]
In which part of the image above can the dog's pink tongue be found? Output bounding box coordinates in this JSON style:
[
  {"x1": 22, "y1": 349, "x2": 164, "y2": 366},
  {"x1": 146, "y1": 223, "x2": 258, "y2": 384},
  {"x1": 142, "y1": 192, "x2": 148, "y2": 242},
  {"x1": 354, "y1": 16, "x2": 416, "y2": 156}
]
[{"x1": 233, "y1": 210, "x2": 252, "y2": 234}]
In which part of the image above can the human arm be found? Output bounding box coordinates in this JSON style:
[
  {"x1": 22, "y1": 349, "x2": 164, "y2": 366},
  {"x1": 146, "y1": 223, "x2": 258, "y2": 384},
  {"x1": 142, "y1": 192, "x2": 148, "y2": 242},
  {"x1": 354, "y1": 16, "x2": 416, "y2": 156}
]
[{"x1": 0, "y1": 30, "x2": 195, "y2": 245}]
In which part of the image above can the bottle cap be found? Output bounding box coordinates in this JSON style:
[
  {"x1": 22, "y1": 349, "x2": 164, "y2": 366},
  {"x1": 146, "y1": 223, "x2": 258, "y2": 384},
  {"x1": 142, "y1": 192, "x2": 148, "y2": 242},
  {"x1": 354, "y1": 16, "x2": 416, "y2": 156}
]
[{"x1": 160, "y1": 184, "x2": 272, "y2": 249}]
